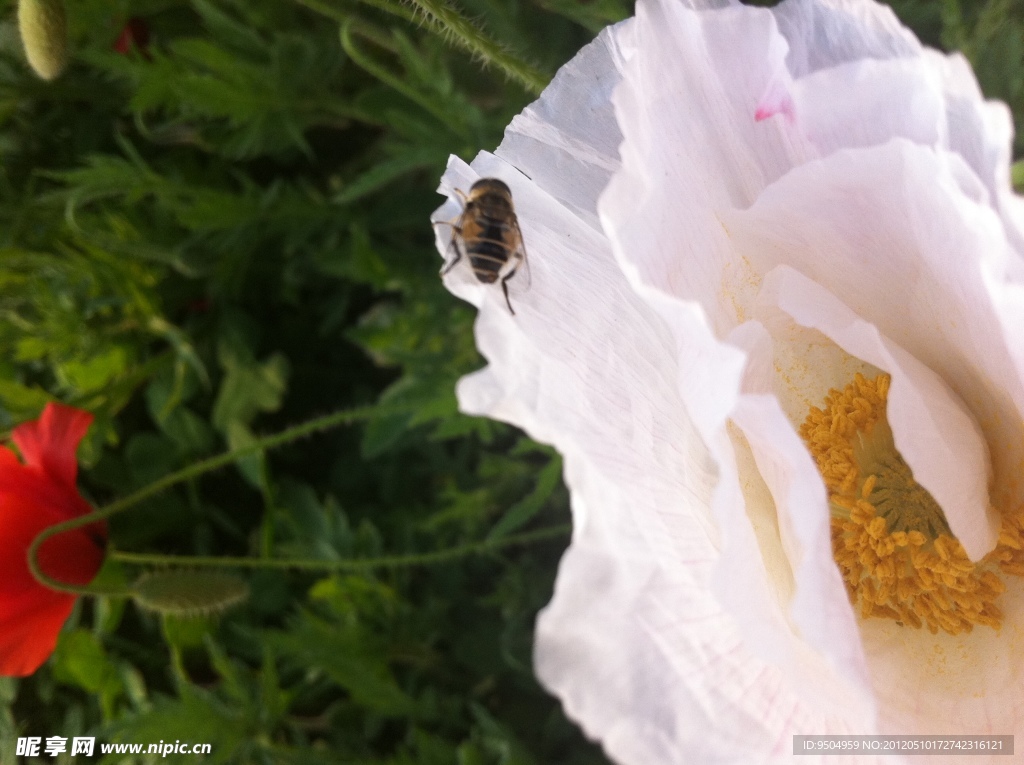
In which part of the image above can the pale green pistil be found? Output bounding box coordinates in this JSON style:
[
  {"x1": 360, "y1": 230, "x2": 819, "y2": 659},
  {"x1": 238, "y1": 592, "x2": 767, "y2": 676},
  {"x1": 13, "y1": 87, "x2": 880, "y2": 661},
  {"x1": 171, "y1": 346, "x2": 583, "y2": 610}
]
[{"x1": 854, "y1": 418, "x2": 951, "y2": 539}]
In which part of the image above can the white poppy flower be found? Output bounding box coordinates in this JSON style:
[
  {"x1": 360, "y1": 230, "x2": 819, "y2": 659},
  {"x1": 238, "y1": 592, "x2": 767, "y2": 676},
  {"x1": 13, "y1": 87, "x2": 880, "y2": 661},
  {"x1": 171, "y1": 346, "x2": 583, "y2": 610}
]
[{"x1": 432, "y1": 0, "x2": 1024, "y2": 762}]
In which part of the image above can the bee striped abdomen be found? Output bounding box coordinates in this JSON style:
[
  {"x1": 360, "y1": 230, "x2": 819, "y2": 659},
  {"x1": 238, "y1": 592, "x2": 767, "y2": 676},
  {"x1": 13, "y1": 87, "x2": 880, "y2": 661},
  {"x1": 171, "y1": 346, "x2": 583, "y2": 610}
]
[{"x1": 468, "y1": 226, "x2": 511, "y2": 283}]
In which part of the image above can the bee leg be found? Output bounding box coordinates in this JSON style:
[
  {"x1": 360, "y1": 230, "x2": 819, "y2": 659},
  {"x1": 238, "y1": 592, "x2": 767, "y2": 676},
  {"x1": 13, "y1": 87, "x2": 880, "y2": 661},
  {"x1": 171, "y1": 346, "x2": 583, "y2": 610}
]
[
  {"x1": 440, "y1": 226, "x2": 464, "y2": 276},
  {"x1": 500, "y1": 267, "x2": 517, "y2": 316}
]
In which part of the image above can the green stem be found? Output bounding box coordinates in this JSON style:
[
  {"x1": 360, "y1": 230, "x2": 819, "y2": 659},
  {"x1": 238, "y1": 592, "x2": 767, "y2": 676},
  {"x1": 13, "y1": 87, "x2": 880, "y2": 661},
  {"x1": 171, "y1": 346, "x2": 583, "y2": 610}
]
[
  {"x1": 293, "y1": 0, "x2": 549, "y2": 95},
  {"x1": 293, "y1": 0, "x2": 419, "y2": 26},
  {"x1": 28, "y1": 403, "x2": 384, "y2": 595},
  {"x1": 340, "y1": 21, "x2": 463, "y2": 132},
  {"x1": 401, "y1": 0, "x2": 549, "y2": 94},
  {"x1": 109, "y1": 523, "x2": 570, "y2": 570}
]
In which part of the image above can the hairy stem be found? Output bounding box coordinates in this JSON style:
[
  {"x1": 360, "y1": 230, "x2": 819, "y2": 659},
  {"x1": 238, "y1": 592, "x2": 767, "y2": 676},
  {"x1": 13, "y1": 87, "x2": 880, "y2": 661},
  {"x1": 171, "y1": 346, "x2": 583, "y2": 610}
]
[
  {"x1": 28, "y1": 403, "x2": 384, "y2": 595},
  {"x1": 341, "y1": 20, "x2": 462, "y2": 130},
  {"x1": 402, "y1": 0, "x2": 549, "y2": 94},
  {"x1": 293, "y1": 0, "x2": 549, "y2": 94},
  {"x1": 109, "y1": 523, "x2": 571, "y2": 570}
]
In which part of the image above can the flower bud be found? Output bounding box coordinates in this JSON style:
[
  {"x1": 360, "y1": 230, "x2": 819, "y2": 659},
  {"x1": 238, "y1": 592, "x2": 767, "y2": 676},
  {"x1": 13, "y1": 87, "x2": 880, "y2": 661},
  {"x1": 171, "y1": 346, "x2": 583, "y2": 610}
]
[
  {"x1": 17, "y1": 0, "x2": 69, "y2": 81},
  {"x1": 132, "y1": 570, "x2": 249, "y2": 616}
]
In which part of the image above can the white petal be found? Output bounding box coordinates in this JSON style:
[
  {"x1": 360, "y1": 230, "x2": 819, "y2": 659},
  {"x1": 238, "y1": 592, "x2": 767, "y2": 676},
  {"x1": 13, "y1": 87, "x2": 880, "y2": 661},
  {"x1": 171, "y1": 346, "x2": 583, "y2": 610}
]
[
  {"x1": 597, "y1": 0, "x2": 1024, "y2": 751},
  {"x1": 598, "y1": 0, "x2": 878, "y2": 691},
  {"x1": 726, "y1": 141, "x2": 1024, "y2": 557},
  {"x1": 922, "y1": 50, "x2": 1024, "y2": 242},
  {"x1": 727, "y1": 320, "x2": 870, "y2": 675},
  {"x1": 436, "y1": 0, "x2": 1024, "y2": 760},
  {"x1": 774, "y1": 0, "x2": 1024, "y2": 267},
  {"x1": 436, "y1": 10, "x2": 881, "y2": 762},
  {"x1": 760, "y1": 265, "x2": 996, "y2": 559},
  {"x1": 788, "y1": 57, "x2": 946, "y2": 157},
  {"x1": 442, "y1": 148, "x2": 869, "y2": 758},
  {"x1": 602, "y1": 0, "x2": 813, "y2": 333},
  {"x1": 771, "y1": 0, "x2": 920, "y2": 78},
  {"x1": 773, "y1": 0, "x2": 1024, "y2": 266},
  {"x1": 859, "y1": 580, "x2": 1024, "y2": 745},
  {"x1": 497, "y1": 21, "x2": 632, "y2": 229}
]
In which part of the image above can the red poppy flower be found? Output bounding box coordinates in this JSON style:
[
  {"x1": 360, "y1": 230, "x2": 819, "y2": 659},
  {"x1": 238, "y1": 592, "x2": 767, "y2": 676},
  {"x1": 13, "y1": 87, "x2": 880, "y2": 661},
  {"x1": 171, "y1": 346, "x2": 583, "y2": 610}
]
[{"x1": 0, "y1": 403, "x2": 105, "y2": 676}]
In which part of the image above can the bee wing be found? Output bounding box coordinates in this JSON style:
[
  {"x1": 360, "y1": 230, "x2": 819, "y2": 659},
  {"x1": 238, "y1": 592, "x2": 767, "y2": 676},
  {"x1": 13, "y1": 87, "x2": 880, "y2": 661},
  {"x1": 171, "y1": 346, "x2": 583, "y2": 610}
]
[{"x1": 511, "y1": 219, "x2": 531, "y2": 290}]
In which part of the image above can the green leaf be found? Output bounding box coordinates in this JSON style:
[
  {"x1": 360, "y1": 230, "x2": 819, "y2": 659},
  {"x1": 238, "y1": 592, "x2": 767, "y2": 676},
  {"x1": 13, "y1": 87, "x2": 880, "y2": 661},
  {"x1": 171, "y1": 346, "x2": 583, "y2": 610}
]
[
  {"x1": 212, "y1": 325, "x2": 290, "y2": 432},
  {"x1": 457, "y1": 741, "x2": 488, "y2": 765},
  {"x1": 1013, "y1": 159, "x2": 1024, "y2": 190},
  {"x1": 360, "y1": 409, "x2": 413, "y2": 458},
  {"x1": 102, "y1": 687, "x2": 249, "y2": 765},
  {"x1": 470, "y1": 702, "x2": 539, "y2": 765},
  {"x1": 271, "y1": 612, "x2": 422, "y2": 718},
  {"x1": 161, "y1": 406, "x2": 217, "y2": 456},
  {"x1": 162, "y1": 614, "x2": 217, "y2": 651},
  {"x1": 274, "y1": 481, "x2": 358, "y2": 560},
  {"x1": 52, "y1": 630, "x2": 123, "y2": 718},
  {"x1": 145, "y1": 362, "x2": 202, "y2": 423},
  {"x1": 56, "y1": 345, "x2": 129, "y2": 392},
  {"x1": 0, "y1": 379, "x2": 51, "y2": 417},
  {"x1": 333, "y1": 147, "x2": 446, "y2": 205},
  {"x1": 486, "y1": 455, "x2": 562, "y2": 541}
]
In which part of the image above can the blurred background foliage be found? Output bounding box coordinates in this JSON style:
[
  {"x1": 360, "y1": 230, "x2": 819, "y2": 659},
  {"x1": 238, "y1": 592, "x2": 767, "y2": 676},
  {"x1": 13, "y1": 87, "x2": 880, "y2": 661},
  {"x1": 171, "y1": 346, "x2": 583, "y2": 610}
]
[{"x1": 1, "y1": 0, "x2": 1022, "y2": 762}]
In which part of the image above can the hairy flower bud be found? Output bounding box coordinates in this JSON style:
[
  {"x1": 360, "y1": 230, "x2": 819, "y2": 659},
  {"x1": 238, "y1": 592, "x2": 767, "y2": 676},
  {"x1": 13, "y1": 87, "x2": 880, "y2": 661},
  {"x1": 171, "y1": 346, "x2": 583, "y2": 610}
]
[
  {"x1": 17, "y1": 0, "x2": 69, "y2": 81},
  {"x1": 133, "y1": 570, "x2": 249, "y2": 616}
]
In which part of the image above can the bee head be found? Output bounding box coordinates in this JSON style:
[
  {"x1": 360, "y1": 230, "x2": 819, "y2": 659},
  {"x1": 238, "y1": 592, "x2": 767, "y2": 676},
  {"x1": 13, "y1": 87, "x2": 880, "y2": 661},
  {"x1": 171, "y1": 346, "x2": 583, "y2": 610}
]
[{"x1": 468, "y1": 178, "x2": 513, "y2": 203}]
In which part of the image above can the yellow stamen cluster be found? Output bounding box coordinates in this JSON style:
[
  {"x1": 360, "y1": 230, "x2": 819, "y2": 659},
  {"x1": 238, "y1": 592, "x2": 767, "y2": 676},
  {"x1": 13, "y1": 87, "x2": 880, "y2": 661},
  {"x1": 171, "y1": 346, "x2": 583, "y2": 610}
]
[
  {"x1": 992, "y1": 511, "x2": 1024, "y2": 577},
  {"x1": 800, "y1": 373, "x2": 1022, "y2": 635}
]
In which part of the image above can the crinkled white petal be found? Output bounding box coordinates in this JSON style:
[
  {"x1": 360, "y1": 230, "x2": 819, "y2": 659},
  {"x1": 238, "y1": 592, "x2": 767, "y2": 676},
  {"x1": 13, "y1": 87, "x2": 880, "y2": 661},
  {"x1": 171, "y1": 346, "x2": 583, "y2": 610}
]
[
  {"x1": 604, "y1": 0, "x2": 812, "y2": 334},
  {"x1": 498, "y1": 22, "x2": 631, "y2": 231},
  {"x1": 726, "y1": 318, "x2": 872, "y2": 682},
  {"x1": 759, "y1": 264, "x2": 995, "y2": 559},
  {"x1": 726, "y1": 142, "x2": 1024, "y2": 558},
  {"x1": 437, "y1": 146, "x2": 872, "y2": 758},
  {"x1": 856, "y1": 576, "x2": 1024, "y2": 743},
  {"x1": 600, "y1": 0, "x2": 1024, "y2": 756},
  {"x1": 435, "y1": 14, "x2": 882, "y2": 765},
  {"x1": 771, "y1": 0, "x2": 919, "y2": 77},
  {"x1": 773, "y1": 0, "x2": 1024, "y2": 264},
  {"x1": 600, "y1": 0, "x2": 873, "y2": 681},
  {"x1": 786, "y1": 57, "x2": 946, "y2": 156},
  {"x1": 434, "y1": 0, "x2": 1024, "y2": 762}
]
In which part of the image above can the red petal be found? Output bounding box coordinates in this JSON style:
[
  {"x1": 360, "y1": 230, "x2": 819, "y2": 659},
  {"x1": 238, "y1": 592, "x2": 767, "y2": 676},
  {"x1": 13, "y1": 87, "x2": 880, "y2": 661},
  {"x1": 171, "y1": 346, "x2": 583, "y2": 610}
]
[
  {"x1": 0, "y1": 448, "x2": 86, "y2": 526},
  {"x1": 12, "y1": 403, "x2": 93, "y2": 489},
  {"x1": 0, "y1": 422, "x2": 105, "y2": 676},
  {"x1": 0, "y1": 588, "x2": 76, "y2": 676}
]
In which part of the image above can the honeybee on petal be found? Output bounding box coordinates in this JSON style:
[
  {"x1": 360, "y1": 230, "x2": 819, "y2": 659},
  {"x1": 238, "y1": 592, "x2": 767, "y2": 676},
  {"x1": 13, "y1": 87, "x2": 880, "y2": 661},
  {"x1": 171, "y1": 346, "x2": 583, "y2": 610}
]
[{"x1": 437, "y1": 178, "x2": 528, "y2": 315}]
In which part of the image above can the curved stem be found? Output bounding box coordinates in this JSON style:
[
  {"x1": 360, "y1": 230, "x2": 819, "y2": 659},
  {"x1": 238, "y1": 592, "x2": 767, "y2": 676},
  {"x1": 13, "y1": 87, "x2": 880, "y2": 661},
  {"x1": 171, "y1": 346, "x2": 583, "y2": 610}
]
[
  {"x1": 400, "y1": 0, "x2": 549, "y2": 94},
  {"x1": 109, "y1": 523, "x2": 570, "y2": 570},
  {"x1": 28, "y1": 403, "x2": 384, "y2": 595},
  {"x1": 293, "y1": 0, "x2": 419, "y2": 26},
  {"x1": 293, "y1": 0, "x2": 549, "y2": 95},
  {"x1": 340, "y1": 21, "x2": 463, "y2": 132}
]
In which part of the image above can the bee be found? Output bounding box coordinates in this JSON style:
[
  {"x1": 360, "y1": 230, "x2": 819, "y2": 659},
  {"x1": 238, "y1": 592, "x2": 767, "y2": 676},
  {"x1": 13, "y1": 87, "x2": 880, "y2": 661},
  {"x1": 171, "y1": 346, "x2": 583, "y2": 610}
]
[{"x1": 438, "y1": 178, "x2": 528, "y2": 315}]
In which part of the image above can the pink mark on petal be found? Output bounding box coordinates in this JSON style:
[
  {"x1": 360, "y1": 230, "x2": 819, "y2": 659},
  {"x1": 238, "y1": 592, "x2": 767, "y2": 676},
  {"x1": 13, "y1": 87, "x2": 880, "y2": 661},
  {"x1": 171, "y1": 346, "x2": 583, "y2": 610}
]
[{"x1": 754, "y1": 90, "x2": 796, "y2": 123}]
